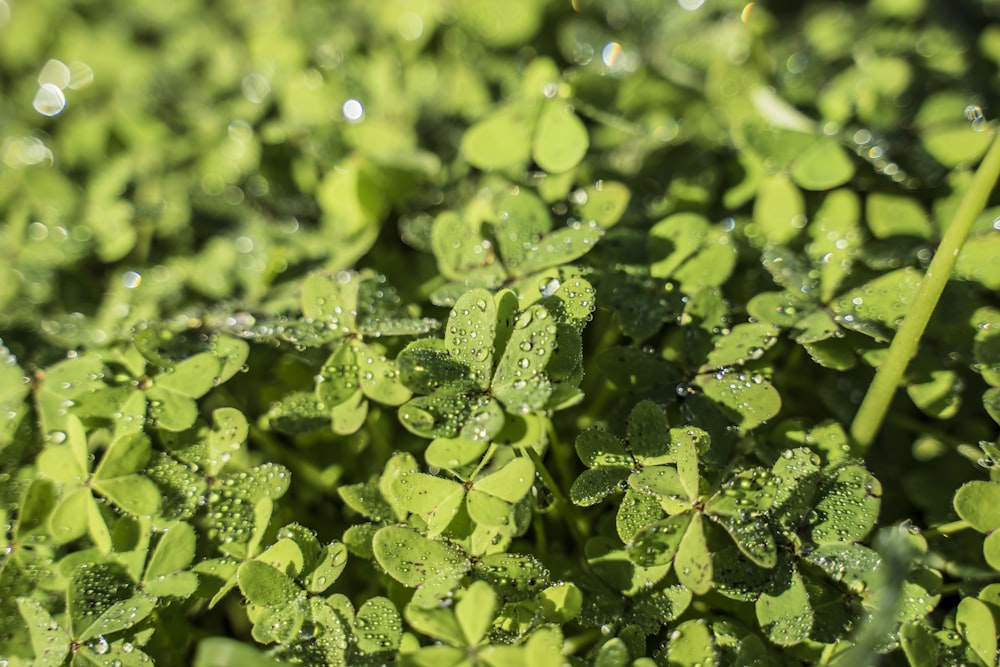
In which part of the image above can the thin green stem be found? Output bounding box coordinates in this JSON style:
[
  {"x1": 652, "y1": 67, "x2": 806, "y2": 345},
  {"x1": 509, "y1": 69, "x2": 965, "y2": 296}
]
[
  {"x1": 543, "y1": 416, "x2": 575, "y2": 499},
  {"x1": 572, "y1": 99, "x2": 647, "y2": 137},
  {"x1": 851, "y1": 128, "x2": 1000, "y2": 450},
  {"x1": 922, "y1": 519, "x2": 972, "y2": 538},
  {"x1": 522, "y1": 445, "x2": 588, "y2": 552}
]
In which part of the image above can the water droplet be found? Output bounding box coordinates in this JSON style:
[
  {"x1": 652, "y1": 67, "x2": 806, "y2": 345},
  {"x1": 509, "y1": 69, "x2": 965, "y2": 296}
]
[
  {"x1": 33, "y1": 82, "x2": 66, "y2": 116},
  {"x1": 342, "y1": 98, "x2": 364, "y2": 122}
]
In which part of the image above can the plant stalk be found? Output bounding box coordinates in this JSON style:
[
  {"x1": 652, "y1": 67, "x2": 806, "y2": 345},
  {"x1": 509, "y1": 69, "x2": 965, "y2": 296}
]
[
  {"x1": 850, "y1": 128, "x2": 1000, "y2": 450},
  {"x1": 522, "y1": 445, "x2": 588, "y2": 552}
]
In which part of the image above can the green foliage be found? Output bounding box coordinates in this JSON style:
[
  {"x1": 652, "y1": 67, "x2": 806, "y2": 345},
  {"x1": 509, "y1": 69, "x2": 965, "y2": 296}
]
[{"x1": 2, "y1": 0, "x2": 1000, "y2": 666}]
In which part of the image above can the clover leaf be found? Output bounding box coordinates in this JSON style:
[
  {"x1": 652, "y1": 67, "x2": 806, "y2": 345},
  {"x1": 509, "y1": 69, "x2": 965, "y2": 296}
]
[
  {"x1": 235, "y1": 526, "x2": 350, "y2": 648},
  {"x1": 391, "y1": 455, "x2": 535, "y2": 555},
  {"x1": 37, "y1": 416, "x2": 161, "y2": 552},
  {"x1": 427, "y1": 183, "x2": 604, "y2": 302},
  {"x1": 18, "y1": 561, "x2": 156, "y2": 666},
  {"x1": 397, "y1": 288, "x2": 567, "y2": 441}
]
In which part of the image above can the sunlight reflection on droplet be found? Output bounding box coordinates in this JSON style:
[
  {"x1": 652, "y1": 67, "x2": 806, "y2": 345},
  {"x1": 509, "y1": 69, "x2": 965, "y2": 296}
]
[
  {"x1": 1, "y1": 136, "x2": 53, "y2": 167},
  {"x1": 0, "y1": 0, "x2": 10, "y2": 28},
  {"x1": 242, "y1": 73, "x2": 271, "y2": 104},
  {"x1": 122, "y1": 271, "x2": 142, "y2": 289},
  {"x1": 68, "y1": 61, "x2": 94, "y2": 90},
  {"x1": 27, "y1": 222, "x2": 48, "y2": 240},
  {"x1": 602, "y1": 42, "x2": 622, "y2": 68},
  {"x1": 33, "y1": 83, "x2": 66, "y2": 116},
  {"x1": 342, "y1": 98, "x2": 364, "y2": 121},
  {"x1": 965, "y1": 104, "x2": 987, "y2": 132},
  {"x1": 38, "y1": 59, "x2": 71, "y2": 88},
  {"x1": 398, "y1": 12, "x2": 424, "y2": 40},
  {"x1": 678, "y1": 0, "x2": 705, "y2": 9}
]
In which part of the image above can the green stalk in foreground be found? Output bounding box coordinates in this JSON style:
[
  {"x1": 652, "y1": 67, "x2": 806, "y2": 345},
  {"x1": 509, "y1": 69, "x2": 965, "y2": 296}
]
[{"x1": 851, "y1": 128, "x2": 1000, "y2": 450}]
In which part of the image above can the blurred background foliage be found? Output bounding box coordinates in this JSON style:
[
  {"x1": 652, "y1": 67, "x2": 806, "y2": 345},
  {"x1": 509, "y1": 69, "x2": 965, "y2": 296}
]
[{"x1": 2, "y1": 0, "x2": 1000, "y2": 664}]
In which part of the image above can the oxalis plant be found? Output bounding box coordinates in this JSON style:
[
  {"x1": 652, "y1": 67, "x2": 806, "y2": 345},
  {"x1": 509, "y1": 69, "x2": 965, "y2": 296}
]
[{"x1": 2, "y1": 0, "x2": 1000, "y2": 665}]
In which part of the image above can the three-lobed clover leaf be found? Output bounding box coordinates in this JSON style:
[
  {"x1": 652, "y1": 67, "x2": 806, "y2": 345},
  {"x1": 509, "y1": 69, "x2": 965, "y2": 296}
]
[
  {"x1": 391, "y1": 455, "x2": 535, "y2": 555},
  {"x1": 229, "y1": 269, "x2": 436, "y2": 435},
  {"x1": 37, "y1": 415, "x2": 161, "y2": 552},
  {"x1": 626, "y1": 439, "x2": 779, "y2": 595},
  {"x1": 68, "y1": 329, "x2": 250, "y2": 435},
  {"x1": 460, "y1": 57, "x2": 589, "y2": 175},
  {"x1": 428, "y1": 186, "x2": 604, "y2": 306},
  {"x1": 18, "y1": 561, "x2": 156, "y2": 666},
  {"x1": 235, "y1": 524, "x2": 350, "y2": 648},
  {"x1": 397, "y1": 288, "x2": 562, "y2": 441},
  {"x1": 701, "y1": 447, "x2": 895, "y2": 647}
]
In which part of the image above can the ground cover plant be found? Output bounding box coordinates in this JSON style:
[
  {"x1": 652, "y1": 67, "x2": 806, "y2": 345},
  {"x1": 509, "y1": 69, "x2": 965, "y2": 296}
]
[{"x1": 2, "y1": 0, "x2": 1000, "y2": 664}]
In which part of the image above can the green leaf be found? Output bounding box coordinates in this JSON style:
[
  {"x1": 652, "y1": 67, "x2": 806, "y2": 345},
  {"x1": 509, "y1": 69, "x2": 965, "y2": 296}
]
[
  {"x1": 447, "y1": 288, "x2": 497, "y2": 389},
  {"x1": 193, "y1": 638, "x2": 285, "y2": 667},
  {"x1": 18, "y1": 597, "x2": 70, "y2": 667},
  {"x1": 398, "y1": 392, "x2": 486, "y2": 440},
  {"x1": 425, "y1": 437, "x2": 490, "y2": 472},
  {"x1": 648, "y1": 213, "x2": 737, "y2": 290},
  {"x1": 48, "y1": 488, "x2": 92, "y2": 544},
  {"x1": 355, "y1": 342, "x2": 412, "y2": 406},
  {"x1": 629, "y1": 467, "x2": 693, "y2": 511},
  {"x1": 811, "y1": 463, "x2": 882, "y2": 544},
  {"x1": 665, "y1": 619, "x2": 716, "y2": 665},
  {"x1": 94, "y1": 432, "x2": 150, "y2": 480},
  {"x1": 516, "y1": 220, "x2": 604, "y2": 277},
  {"x1": 703, "y1": 323, "x2": 779, "y2": 370},
  {"x1": 146, "y1": 385, "x2": 198, "y2": 432},
  {"x1": 616, "y1": 488, "x2": 665, "y2": 542},
  {"x1": 493, "y1": 188, "x2": 553, "y2": 272},
  {"x1": 916, "y1": 91, "x2": 994, "y2": 167},
  {"x1": 754, "y1": 173, "x2": 805, "y2": 245},
  {"x1": 957, "y1": 235, "x2": 1000, "y2": 290},
  {"x1": 834, "y1": 267, "x2": 923, "y2": 342},
  {"x1": 756, "y1": 560, "x2": 813, "y2": 646},
  {"x1": 695, "y1": 369, "x2": 781, "y2": 430},
  {"x1": 372, "y1": 525, "x2": 469, "y2": 588},
  {"x1": 145, "y1": 521, "x2": 196, "y2": 581},
  {"x1": 398, "y1": 340, "x2": 471, "y2": 394},
  {"x1": 532, "y1": 100, "x2": 588, "y2": 174},
  {"x1": 710, "y1": 512, "x2": 777, "y2": 569},
  {"x1": 576, "y1": 426, "x2": 632, "y2": 468},
  {"x1": 537, "y1": 583, "x2": 582, "y2": 623},
  {"x1": 355, "y1": 596, "x2": 402, "y2": 654},
  {"x1": 803, "y1": 543, "x2": 880, "y2": 594},
  {"x1": 575, "y1": 181, "x2": 630, "y2": 227},
  {"x1": 255, "y1": 537, "x2": 305, "y2": 578},
  {"x1": 571, "y1": 467, "x2": 631, "y2": 507},
  {"x1": 492, "y1": 304, "x2": 556, "y2": 413},
  {"x1": 392, "y1": 471, "x2": 466, "y2": 536},
  {"x1": 790, "y1": 136, "x2": 855, "y2": 190},
  {"x1": 456, "y1": 580, "x2": 497, "y2": 646},
  {"x1": 68, "y1": 562, "x2": 154, "y2": 641},
  {"x1": 626, "y1": 400, "x2": 674, "y2": 465},
  {"x1": 594, "y1": 638, "x2": 629, "y2": 667},
  {"x1": 305, "y1": 541, "x2": 349, "y2": 593},
  {"x1": 808, "y1": 189, "x2": 862, "y2": 302},
  {"x1": 237, "y1": 560, "x2": 301, "y2": 606},
  {"x1": 675, "y1": 513, "x2": 712, "y2": 595},
  {"x1": 954, "y1": 481, "x2": 1000, "y2": 532},
  {"x1": 155, "y1": 351, "x2": 220, "y2": 399},
  {"x1": 472, "y1": 457, "x2": 535, "y2": 503},
  {"x1": 984, "y1": 530, "x2": 1000, "y2": 571},
  {"x1": 317, "y1": 340, "x2": 361, "y2": 407},
  {"x1": 867, "y1": 193, "x2": 933, "y2": 239},
  {"x1": 206, "y1": 407, "x2": 248, "y2": 474},
  {"x1": 900, "y1": 622, "x2": 940, "y2": 667},
  {"x1": 957, "y1": 597, "x2": 997, "y2": 667},
  {"x1": 627, "y1": 513, "x2": 691, "y2": 568},
  {"x1": 462, "y1": 101, "x2": 538, "y2": 171}
]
